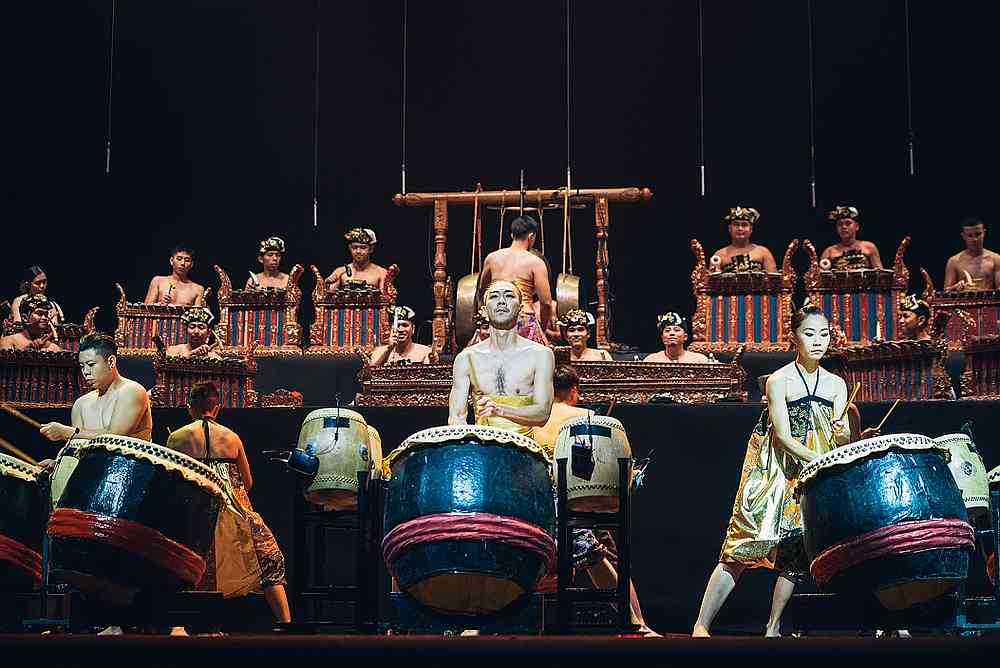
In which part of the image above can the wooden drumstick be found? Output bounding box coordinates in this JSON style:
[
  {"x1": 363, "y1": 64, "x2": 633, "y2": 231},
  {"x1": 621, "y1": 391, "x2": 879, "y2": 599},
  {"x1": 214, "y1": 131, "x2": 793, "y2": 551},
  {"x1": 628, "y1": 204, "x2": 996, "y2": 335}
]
[
  {"x1": 604, "y1": 398, "x2": 617, "y2": 417},
  {"x1": 837, "y1": 382, "x2": 861, "y2": 422},
  {"x1": 0, "y1": 435, "x2": 39, "y2": 466},
  {"x1": 0, "y1": 402, "x2": 44, "y2": 429},
  {"x1": 875, "y1": 399, "x2": 901, "y2": 432},
  {"x1": 964, "y1": 270, "x2": 975, "y2": 288}
]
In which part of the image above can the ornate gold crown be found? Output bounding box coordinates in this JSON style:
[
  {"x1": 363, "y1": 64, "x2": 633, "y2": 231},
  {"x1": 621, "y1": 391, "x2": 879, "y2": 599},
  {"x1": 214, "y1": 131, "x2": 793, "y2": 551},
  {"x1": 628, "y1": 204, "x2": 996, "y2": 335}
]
[
  {"x1": 258, "y1": 236, "x2": 285, "y2": 254},
  {"x1": 827, "y1": 205, "x2": 860, "y2": 222},
  {"x1": 656, "y1": 312, "x2": 686, "y2": 330},
  {"x1": 559, "y1": 309, "x2": 595, "y2": 329},
  {"x1": 181, "y1": 306, "x2": 215, "y2": 326},
  {"x1": 390, "y1": 305, "x2": 416, "y2": 322},
  {"x1": 19, "y1": 294, "x2": 52, "y2": 317},
  {"x1": 899, "y1": 294, "x2": 929, "y2": 313},
  {"x1": 345, "y1": 228, "x2": 377, "y2": 245},
  {"x1": 723, "y1": 206, "x2": 760, "y2": 225}
]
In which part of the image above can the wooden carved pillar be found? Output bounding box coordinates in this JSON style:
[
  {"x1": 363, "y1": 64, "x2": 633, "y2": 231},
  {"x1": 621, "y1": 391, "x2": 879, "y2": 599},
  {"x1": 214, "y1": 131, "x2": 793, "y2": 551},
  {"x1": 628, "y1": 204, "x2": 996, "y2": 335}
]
[
  {"x1": 432, "y1": 199, "x2": 449, "y2": 353},
  {"x1": 595, "y1": 196, "x2": 610, "y2": 349}
]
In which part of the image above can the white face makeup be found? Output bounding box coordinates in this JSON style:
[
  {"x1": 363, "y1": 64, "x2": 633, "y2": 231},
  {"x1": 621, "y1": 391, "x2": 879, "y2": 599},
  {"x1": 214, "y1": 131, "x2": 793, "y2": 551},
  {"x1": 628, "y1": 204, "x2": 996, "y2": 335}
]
[
  {"x1": 793, "y1": 314, "x2": 831, "y2": 362},
  {"x1": 485, "y1": 282, "x2": 519, "y2": 329}
]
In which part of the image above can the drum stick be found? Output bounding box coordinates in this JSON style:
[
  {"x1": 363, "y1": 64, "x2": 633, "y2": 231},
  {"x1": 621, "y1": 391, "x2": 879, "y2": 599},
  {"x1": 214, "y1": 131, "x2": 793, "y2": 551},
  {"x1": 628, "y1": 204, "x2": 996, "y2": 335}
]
[
  {"x1": 837, "y1": 382, "x2": 861, "y2": 422},
  {"x1": 875, "y1": 399, "x2": 901, "y2": 432},
  {"x1": 964, "y1": 270, "x2": 975, "y2": 287},
  {"x1": 0, "y1": 435, "x2": 39, "y2": 466},
  {"x1": 604, "y1": 398, "x2": 617, "y2": 417},
  {"x1": 0, "y1": 403, "x2": 44, "y2": 429}
]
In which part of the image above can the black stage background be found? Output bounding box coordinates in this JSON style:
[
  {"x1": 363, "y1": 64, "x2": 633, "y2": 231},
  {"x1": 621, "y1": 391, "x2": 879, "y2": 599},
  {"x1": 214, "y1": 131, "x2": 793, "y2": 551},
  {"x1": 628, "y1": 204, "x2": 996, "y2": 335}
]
[
  {"x1": 4, "y1": 1, "x2": 998, "y2": 352},
  {"x1": 6, "y1": 400, "x2": 997, "y2": 634}
]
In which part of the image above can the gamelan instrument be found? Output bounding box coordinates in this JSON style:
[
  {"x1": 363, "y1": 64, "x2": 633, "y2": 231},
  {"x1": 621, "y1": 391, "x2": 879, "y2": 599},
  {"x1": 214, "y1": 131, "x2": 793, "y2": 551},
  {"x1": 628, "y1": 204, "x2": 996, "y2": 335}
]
[
  {"x1": 796, "y1": 433, "x2": 974, "y2": 610},
  {"x1": 933, "y1": 432, "x2": 989, "y2": 520},
  {"x1": 553, "y1": 415, "x2": 633, "y2": 512},
  {"x1": 114, "y1": 284, "x2": 190, "y2": 356},
  {"x1": 0, "y1": 453, "x2": 46, "y2": 589},
  {"x1": 295, "y1": 408, "x2": 374, "y2": 510},
  {"x1": 381, "y1": 425, "x2": 556, "y2": 615},
  {"x1": 214, "y1": 264, "x2": 304, "y2": 356},
  {"x1": 46, "y1": 436, "x2": 225, "y2": 605},
  {"x1": 307, "y1": 264, "x2": 399, "y2": 354}
]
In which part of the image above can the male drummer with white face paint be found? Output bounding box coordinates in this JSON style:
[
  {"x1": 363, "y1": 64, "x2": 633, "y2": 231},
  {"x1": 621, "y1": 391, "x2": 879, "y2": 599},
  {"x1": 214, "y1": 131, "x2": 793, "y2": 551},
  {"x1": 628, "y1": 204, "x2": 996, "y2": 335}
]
[{"x1": 449, "y1": 280, "x2": 554, "y2": 436}]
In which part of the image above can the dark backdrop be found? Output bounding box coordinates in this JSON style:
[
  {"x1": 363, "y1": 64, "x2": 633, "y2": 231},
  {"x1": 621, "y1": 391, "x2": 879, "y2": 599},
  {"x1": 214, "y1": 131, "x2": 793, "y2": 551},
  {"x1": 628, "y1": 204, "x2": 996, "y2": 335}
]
[{"x1": 3, "y1": 1, "x2": 997, "y2": 352}]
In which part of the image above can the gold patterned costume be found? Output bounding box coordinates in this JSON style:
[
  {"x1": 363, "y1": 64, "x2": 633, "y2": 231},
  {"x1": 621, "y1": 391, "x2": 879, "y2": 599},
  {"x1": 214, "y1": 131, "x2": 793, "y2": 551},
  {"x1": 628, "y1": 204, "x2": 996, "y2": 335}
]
[
  {"x1": 719, "y1": 387, "x2": 835, "y2": 576},
  {"x1": 510, "y1": 276, "x2": 548, "y2": 345}
]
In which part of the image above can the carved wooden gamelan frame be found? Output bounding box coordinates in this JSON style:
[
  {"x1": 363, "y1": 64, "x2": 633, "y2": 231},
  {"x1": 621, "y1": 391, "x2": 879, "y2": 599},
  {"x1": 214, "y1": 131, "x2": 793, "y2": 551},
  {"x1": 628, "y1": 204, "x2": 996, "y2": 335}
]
[
  {"x1": 2, "y1": 308, "x2": 98, "y2": 353},
  {"x1": 924, "y1": 271, "x2": 1000, "y2": 351},
  {"x1": 802, "y1": 237, "x2": 910, "y2": 345},
  {"x1": 960, "y1": 333, "x2": 1000, "y2": 400},
  {"x1": 150, "y1": 350, "x2": 259, "y2": 408},
  {"x1": 689, "y1": 239, "x2": 799, "y2": 353},
  {"x1": 392, "y1": 187, "x2": 653, "y2": 353},
  {"x1": 304, "y1": 264, "x2": 399, "y2": 356},
  {"x1": 114, "y1": 284, "x2": 191, "y2": 357},
  {"x1": 0, "y1": 349, "x2": 85, "y2": 408},
  {"x1": 354, "y1": 362, "x2": 453, "y2": 406},
  {"x1": 214, "y1": 264, "x2": 304, "y2": 357}
]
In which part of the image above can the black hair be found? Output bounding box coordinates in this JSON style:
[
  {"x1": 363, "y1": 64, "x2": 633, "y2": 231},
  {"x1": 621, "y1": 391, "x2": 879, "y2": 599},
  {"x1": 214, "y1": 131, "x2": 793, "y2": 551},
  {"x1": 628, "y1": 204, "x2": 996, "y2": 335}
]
[
  {"x1": 553, "y1": 363, "x2": 580, "y2": 399},
  {"x1": 510, "y1": 215, "x2": 539, "y2": 240},
  {"x1": 79, "y1": 332, "x2": 117, "y2": 359},
  {"x1": 960, "y1": 217, "x2": 984, "y2": 231},
  {"x1": 171, "y1": 245, "x2": 195, "y2": 258},
  {"x1": 791, "y1": 305, "x2": 828, "y2": 333},
  {"x1": 188, "y1": 381, "x2": 220, "y2": 413},
  {"x1": 18, "y1": 266, "x2": 46, "y2": 295}
]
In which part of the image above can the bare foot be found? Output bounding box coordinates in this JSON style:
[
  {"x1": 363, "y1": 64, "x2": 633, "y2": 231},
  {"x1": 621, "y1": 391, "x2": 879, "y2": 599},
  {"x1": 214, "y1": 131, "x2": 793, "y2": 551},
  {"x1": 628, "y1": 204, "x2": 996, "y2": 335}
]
[
  {"x1": 692, "y1": 625, "x2": 710, "y2": 638},
  {"x1": 638, "y1": 625, "x2": 662, "y2": 638},
  {"x1": 764, "y1": 626, "x2": 781, "y2": 638}
]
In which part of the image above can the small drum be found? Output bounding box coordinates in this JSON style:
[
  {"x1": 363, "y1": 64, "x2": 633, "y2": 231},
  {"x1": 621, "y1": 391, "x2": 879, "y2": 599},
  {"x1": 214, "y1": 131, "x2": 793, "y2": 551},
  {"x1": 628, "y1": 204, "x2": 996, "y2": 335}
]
[
  {"x1": 797, "y1": 434, "x2": 973, "y2": 611},
  {"x1": 0, "y1": 454, "x2": 46, "y2": 590},
  {"x1": 296, "y1": 408, "x2": 372, "y2": 510},
  {"x1": 382, "y1": 425, "x2": 556, "y2": 615},
  {"x1": 49, "y1": 439, "x2": 88, "y2": 509},
  {"x1": 934, "y1": 433, "x2": 989, "y2": 519},
  {"x1": 554, "y1": 415, "x2": 632, "y2": 512},
  {"x1": 46, "y1": 436, "x2": 225, "y2": 605}
]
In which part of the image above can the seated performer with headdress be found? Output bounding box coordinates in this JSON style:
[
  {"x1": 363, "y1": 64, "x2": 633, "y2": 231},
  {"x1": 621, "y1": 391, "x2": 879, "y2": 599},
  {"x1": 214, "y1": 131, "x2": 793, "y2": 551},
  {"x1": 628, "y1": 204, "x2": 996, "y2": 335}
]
[
  {"x1": 166, "y1": 306, "x2": 222, "y2": 358},
  {"x1": 1, "y1": 295, "x2": 62, "y2": 351},
  {"x1": 246, "y1": 236, "x2": 290, "y2": 290},
  {"x1": 166, "y1": 382, "x2": 291, "y2": 629},
  {"x1": 708, "y1": 207, "x2": 777, "y2": 274},
  {"x1": 897, "y1": 293, "x2": 932, "y2": 342},
  {"x1": 144, "y1": 245, "x2": 207, "y2": 306},
  {"x1": 478, "y1": 215, "x2": 553, "y2": 345},
  {"x1": 464, "y1": 305, "x2": 491, "y2": 349},
  {"x1": 369, "y1": 305, "x2": 434, "y2": 366},
  {"x1": 692, "y1": 304, "x2": 850, "y2": 637},
  {"x1": 643, "y1": 312, "x2": 710, "y2": 363},
  {"x1": 819, "y1": 205, "x2": 883, "y2": 270},
  {"x1": 324, "y1": 228, "x2": 388, "y2": 291},
  {"x1": 9, "y1": 266, "x2": 64, "y2": 324},
  {"x1": 944, "y1": 217, "x2": 1000, "y2": 291},
  {"x1": 449, "y1": 280, "x2": 554, "y2": 437},
  {"x1": 560, "y1": 309, "x2": 611, "y2": 361}
]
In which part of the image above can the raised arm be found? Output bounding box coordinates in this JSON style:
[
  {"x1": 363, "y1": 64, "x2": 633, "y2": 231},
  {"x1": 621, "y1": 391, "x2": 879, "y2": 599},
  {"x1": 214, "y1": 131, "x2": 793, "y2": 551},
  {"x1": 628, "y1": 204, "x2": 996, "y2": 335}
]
[
  {"x1": 765, "y1": 374, "x2": 818, "y2": 463},
  {"x1": 448, "y1": 351, "x2": 473, "y2": 425}
]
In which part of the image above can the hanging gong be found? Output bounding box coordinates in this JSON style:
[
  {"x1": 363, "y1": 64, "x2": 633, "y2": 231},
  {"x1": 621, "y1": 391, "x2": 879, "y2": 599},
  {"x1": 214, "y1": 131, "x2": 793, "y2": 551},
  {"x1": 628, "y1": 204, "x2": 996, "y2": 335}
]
[
  {"x1": 556, "y1": 273, "x2": 582, "y2": 318},
  {"x1": 455, "y1": 273, "x2": 480, "y2": 347}
]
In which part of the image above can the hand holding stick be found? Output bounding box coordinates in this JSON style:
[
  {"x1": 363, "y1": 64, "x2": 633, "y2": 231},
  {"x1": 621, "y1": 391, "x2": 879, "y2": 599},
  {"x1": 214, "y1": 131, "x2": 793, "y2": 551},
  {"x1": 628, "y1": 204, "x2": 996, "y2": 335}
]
[{"x1": 837, "y1": 382, "x2": 861, "y2": 422}]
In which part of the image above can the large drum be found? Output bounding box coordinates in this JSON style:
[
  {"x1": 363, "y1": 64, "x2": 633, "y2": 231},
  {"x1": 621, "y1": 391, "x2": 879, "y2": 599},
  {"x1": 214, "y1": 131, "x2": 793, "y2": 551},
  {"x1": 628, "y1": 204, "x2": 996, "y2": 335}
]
[
  {"x1": 46, "y1": 436, "x2": 225, "y2": 605},
  {"x1": 382, "y1": 425, "x2": 556, "y2": 615},
  {"x1": 49, "y1": 439, "x2": 88, "y2": 510},
  {"x1": 797, "y1": 434, "x2": 974, "y2": 611},
  {"x1": 296, "y1": 408, "x2": 372, "y2": 510},
  {"x1": 554, "y1": 415, "x2": 632, "y2": 512},
  {"x1": 934, "y1": 433, "x2": 989, "y2": 519},
  {"x1": 0, "y1": 454, "x2": 46, "y2": 590}
]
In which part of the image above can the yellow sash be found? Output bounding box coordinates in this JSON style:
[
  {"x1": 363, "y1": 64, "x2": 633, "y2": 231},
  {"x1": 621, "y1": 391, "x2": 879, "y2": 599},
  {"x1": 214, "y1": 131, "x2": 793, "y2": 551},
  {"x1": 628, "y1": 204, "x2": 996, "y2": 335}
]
[{"x1": 477, "y1": 394, "x2": 535, "y2": 438}]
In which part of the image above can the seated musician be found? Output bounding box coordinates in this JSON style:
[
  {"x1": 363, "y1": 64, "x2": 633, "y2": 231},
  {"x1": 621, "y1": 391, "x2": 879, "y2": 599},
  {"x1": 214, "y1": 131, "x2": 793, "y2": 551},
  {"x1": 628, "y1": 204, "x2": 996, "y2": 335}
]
[
  {"x1": 479, "y1": 215, "x2": 553, "y2": 344},
  {"x1": 39, "y1": 332, "x2": 152, "y2": 443},
  {"x1": 944, "y1": 217, "x2": 1000, "y2": 291},
  {"x1": 709, "y1": 207, "x2": 777, "y2": 274},
  {"x1": 0, "y1": 295, "x2": 62, "y2": 351},
  {"x1": 9, "y1": 266, "x2": 65, "y2": 324},
  {"x1": 144, "y1": 245, "x2": 207, "y2": 306},
  {"x1": 166, "y1": 382, "x2": 291, "y2": 627},
  {"x1": 464, "y1": 305, "x2": 491, "y2": 349},
  {"x1": 324, "y1": 228, "x2": 388, "y2": 291},
  {"x1": 245, "y1": 236, "x2": 290, "y2": 290},
  {"x1": 166, "y1": 306, "x2": 222, "y2": 358},
  {"x1": 560, "y1": 309, "x2": 611, "y2": 361},
  {"x1": 369, "y1": 305, "x2": 433, "y2": 366},
  {"x1": 449, "y1": 280, "x2": 554, "y2": 437},
  {"x1": 897, "y1": 294, "x2": 932, "y2": 342},
  {"x1": 819, "y1": 205, "x2": 883, "y2": 270},
  {"x1": 533, "y1": 364, "x2": 658, "y2": 636},
  {"x1": 643, "y1": 312, "x2": 710, "y2": 363}
]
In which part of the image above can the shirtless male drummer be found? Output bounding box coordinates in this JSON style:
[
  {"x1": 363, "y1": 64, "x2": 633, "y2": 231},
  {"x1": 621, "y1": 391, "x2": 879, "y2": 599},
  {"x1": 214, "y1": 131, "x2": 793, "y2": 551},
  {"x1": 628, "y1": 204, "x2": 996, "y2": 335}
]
[
  {"x1": 944, "y1": 217, "x2": 1000, "y2": 291},
  {"x1": 709, "y1": 207, "x2": 777, "y2": 274},
  {"x1": 478, "y1": 216, "x2": 553, "y2": 344},
  {"x1": 449, "y1": 280, "x2": 554, "y2": 436},
  {"x1": 144, "y1": 245, "x2": 207, "y2": 306},
  {"x1": 0, "y1": 295, "x2": 62, "y2": 351},
  {"x1": 39, "y1": 332, "x2": 152, "y2": 443},
  {"x1": 324, "y1": 228, "x2": 388, "y2": 291}
]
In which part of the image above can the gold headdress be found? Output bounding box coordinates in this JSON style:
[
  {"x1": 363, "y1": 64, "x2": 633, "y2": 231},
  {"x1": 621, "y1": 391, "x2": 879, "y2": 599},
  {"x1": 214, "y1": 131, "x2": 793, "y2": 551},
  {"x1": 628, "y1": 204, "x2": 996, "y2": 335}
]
[
  {"x1": 656, "y1": 312, "x2": 686, "y2": 331},
  {"x1": 390, "y1": 305, "x2": 416, "y2": 322},
  {"x1": 19, "y1": 294, "x2": 52, "y2": 318},
  {"x1": 258, "y1": 236, "x2": 286, "y2": 254},
  {"x1": 898, "y1": 294, "x2": 929, "y2": 315},
  {"x1": 345, "y1": 228, "x2": 377, "y2": 245},
  {"x1": 827, "y1": 205, "x2": 860, "y2": 222},
  {"x1": 559, "y1": 309, "x2": 595, "y2": 329},
  {"x1": 181, "y1": 305, "x2": 215, "y2": 326},
  {"x1": 723, "y1": 206, "x2": 760, "y2": 225}
]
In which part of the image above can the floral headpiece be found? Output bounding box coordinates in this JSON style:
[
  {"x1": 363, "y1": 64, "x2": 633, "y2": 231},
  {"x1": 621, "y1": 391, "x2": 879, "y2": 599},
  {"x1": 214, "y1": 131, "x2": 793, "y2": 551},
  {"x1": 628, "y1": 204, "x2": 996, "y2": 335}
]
[
  {"x1": 827, "y1": 205, "x2": 860, "y2": 222},
  {"x1": 181, "y1": 306, "x2": 215, "y2": 326},
  {"x1": 656, "y1": 312, "x2": 686, "y2": 331},
  {"x1": 345, "y1": 228, "x2": 377, "y2": 245},
  {"x1": 723, "y1": 206, "x2": 760, "y2": 225},
  {"x1": 258, "y1": 236, "x2": 286, "y2": 254},
  {"x1": 559, "y1": 309, "x2": 595, "y2": 329}
]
